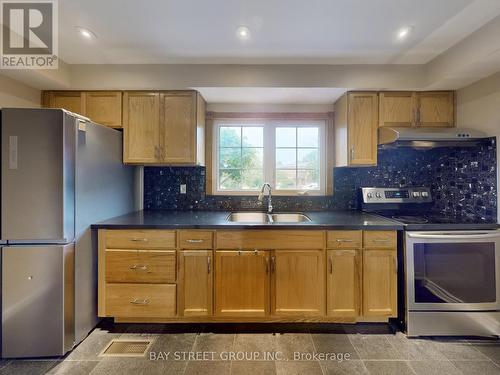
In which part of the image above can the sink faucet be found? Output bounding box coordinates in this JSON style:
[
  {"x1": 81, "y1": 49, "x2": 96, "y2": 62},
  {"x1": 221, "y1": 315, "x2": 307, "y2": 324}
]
[{"x1": 258, "y1": 183, "x2": 273, "y2": 213}]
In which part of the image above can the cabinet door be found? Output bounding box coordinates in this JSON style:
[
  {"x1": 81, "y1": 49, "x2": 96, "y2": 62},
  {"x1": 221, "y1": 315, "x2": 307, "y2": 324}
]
[
  {"x1": 160, "y1": 92, "x2": 197, "y2": 164},
  {"x1": 215, "y1": 250, "x2": 269, "y2": 317},
  {"x1": 45, "y1": 91, "x2": 83, "y2": 114},
  {"x1": 123, "y1": 91, "x2": 161, "y2": 164},
  {"x1": 347, "y1": 92, "x2": 378, "y2": 165},
  {"x1": 83, "y1": 91, "x2": 122, "y2": 128},
  {"x1": 417, "y1": 91, "x2": 454, "y2": 127},
  {"x1": 379, "y1": 92, "x2": 416, "y2": 128},
  {"x1": 327, "y1": 250, "x2": 360, "y2": 318},
  {"x1": 179, "y1": 250, "x2": 213, "y2": 317},
  {"x1": 362, "y1": 249, "x2": 397, "y2": 317},
  {"x1": 272, "y1": 250, "x2": 325, "y2": 316}
]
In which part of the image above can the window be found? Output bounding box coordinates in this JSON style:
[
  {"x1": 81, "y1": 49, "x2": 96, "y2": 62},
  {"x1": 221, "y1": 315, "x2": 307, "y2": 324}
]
[{"x1": 214, "y1": 119, "x2": 326, "y2": 195}]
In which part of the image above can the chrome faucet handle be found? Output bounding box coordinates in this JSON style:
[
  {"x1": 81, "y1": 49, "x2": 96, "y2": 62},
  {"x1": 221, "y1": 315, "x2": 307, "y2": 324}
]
[{"x1": 257, "y1": 192, "x2": 264, "y2": 202}]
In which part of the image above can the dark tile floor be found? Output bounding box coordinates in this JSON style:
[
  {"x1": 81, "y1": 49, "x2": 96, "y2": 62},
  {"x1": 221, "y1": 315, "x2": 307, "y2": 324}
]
[{"x1": 1, "y1": 322, "x2": 499, "y2": 375}]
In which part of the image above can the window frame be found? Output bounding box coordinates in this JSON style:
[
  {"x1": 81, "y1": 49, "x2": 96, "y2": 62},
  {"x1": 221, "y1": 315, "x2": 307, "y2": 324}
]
[{"x1": 212, "y1": 118, "x2": 327, "y2": 196}]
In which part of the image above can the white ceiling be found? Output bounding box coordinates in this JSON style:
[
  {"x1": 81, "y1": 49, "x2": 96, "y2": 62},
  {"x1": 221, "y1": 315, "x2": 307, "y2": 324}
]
[
  {"x1": 196, "y1": 87, "x2": 347, "y2": 104},
  {"x1": 58, "y1": 0, "x2": 500, "y2": 65}
]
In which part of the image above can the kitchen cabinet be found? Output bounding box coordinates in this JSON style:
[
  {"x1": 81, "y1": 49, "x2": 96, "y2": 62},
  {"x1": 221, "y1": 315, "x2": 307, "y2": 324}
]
[
  {"x1": 123, "y1": 91, "x2": 206, "y2": 165},
  {"x1": 327, "y1": 249, "x2": 360, "y2": 318},
  {"x1": 379, "y1": 92, "x2": 417, "y2": 128},
  {"x1": 178, "y1": 250, "x2": 213, "y2": 317},
  {"x1": 43, "y1": 91, "x2": 83, "y2": 115},
  {"x1": 271, "y1": 250, "x2": 325, "y2": 316},
  {"x1": 214, "y1": 250, "x2": 270, "y2": 317},
  {"x1": 82, "y1": 91, "x2": 122, "y2": 128},
  {"x1": 379, "y1": 91, "x2": 454, "y2": 128},
  {"x1": 334, "y1": 92, "x2": 379, "y2": 166},
  {"x1": 123, "y1": 91, "x2": 161, "y2": 164},
  {"x1": 43, "y1": 91, "x2": 122, "y2": 128},
  {"x1": 362, "y1": 249, "x2": 397, "y2": 317}
]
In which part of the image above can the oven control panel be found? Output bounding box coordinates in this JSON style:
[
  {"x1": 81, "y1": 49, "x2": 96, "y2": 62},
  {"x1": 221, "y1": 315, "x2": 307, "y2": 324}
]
[{"x1": 361, "y1": 187, "x2": 432, "y2": 203}]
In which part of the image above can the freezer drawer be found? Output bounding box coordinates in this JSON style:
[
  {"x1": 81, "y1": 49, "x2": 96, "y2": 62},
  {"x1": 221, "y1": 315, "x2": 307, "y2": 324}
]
[{"x1": 1, "y1": 244, "x2": 75, "y2": 358}]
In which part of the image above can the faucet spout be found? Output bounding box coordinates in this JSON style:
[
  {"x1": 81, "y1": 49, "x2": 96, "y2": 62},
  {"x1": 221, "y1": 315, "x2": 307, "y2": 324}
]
[{"x1": 259, "y1": 183, "x2": 273, "y2": 213}]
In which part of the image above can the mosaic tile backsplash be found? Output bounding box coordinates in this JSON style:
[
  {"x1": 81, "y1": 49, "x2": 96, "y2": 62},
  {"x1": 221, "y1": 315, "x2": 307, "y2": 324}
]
[{"x1": 144, "y1": 137, "x2": 497, "y2": 222}]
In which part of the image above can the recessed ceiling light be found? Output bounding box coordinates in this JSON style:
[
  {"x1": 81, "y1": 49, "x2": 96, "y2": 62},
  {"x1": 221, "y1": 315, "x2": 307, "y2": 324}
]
[
  {"x1": 236, "y1": 26, "x2": 250, "y2": 41},
  {"x1": 397, "y1": 26, "x2": 413, "y2": 40},
  {"x1": 75, "y1": 26, "x2": 97, "y2": 40}
]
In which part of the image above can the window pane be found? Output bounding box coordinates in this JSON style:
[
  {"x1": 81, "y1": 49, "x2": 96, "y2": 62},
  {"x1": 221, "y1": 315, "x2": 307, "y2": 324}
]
[
  {"x1": 297, "y1": 127, "x2": 319, "y2": 147},
  {"x1": 220, "y1": 127, "x2": 241, "y2": 147},
  {"x1": 219, "y1": 148, "x2": 241, "y2": 169},
  {"x1": 276, "y1": 127, "x2": 296, "y2": 147},
  {"x1": 276, "y1": 148, "x2": 296, "y2": 169},
  {"x1": 241, "y1": 170, "x2": 264, "y2": 189},
  {"x1": 297, "y1": 148, "x2": 318, "y2": 169},
  {"x1": 242, "y1": 127, "x2": 263, "y2": 147},
  {"x1": 242, "y1": 148, "x2": 263, "y2": 169},
  {"x1": 276, "y1": 170, "x2": 296, "y2": 189},
  {"x1": 297, "y1": 170, "x2": 319, "y2": 190},
  {"x1": 219, "y1": 169, "x2": 241, "y2": 190}
]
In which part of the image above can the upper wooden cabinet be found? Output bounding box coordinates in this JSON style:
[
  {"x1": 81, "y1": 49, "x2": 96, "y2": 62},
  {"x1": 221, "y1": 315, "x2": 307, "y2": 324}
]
[
  {"x1": 43, "y1": 91, "x2": 123, "y2": 128},
  {"x1": 82, "y1": 91, "x2": 122, "y2": 128},
  {"x1": 334, "y1": 92, "x2": 379, "y2": 167},
  {"x1": 43, "y1": 91, "x2": 83, "y2": 115},
  {"x1": 379, "y1": 91, "x2": 454, "y2": 128},
  {"x1": 123, "y1": 90, "x2": 205, "y2": 165}
]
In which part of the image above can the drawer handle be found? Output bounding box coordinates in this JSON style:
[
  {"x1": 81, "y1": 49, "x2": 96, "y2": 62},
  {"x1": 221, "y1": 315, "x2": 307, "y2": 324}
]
[
  {"x1": 207, "y1": 256, "x2": 211, "y2": 274},
  {"x1": 129, "y1": 264, "x2": 148, "y2": 271},
  {"x1": 373, "y1": 239, "x2": 391, "y2": 243},
  {"x1": 130, "y1": 298, "x2": 150, "y2": 305},
  {"x1": 186, "y1": 239, "x2": 204, "y2": 243},
  {"x1": 336, "y1": 239, "x2": 354, "y2": 242},
  {"x1": 131, "y1": 238, "x2": 148, "y2": 242}
]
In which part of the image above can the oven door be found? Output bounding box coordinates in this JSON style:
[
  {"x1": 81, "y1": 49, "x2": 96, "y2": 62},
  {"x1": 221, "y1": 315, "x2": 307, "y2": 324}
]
[{"x1": 406, "y1": 230, "x2": 500, "y2": 311}]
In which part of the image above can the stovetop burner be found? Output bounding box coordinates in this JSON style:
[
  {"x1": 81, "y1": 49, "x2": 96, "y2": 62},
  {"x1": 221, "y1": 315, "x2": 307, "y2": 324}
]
[{"x1": 391, "y1": 215, "x2": 429, "y2": 224}]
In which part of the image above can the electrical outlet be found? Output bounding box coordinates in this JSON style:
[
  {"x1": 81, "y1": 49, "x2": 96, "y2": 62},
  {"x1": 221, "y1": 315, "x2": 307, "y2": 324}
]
[{"x1": 180, "y1": 184, "x2": 187, "y2": 194}]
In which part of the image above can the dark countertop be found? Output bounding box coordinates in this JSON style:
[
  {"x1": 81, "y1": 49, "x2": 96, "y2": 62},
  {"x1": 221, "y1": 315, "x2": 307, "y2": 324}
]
[{"x1": 92, "y1": 210, "x2": 404, "y2": 230}]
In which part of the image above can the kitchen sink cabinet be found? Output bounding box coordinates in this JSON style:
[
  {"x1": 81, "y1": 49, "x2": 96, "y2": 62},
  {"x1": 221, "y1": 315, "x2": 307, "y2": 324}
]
[
  {"x1": 214, "y1": 250, "x2": 270, "y2": 317},
  {"x1": 272, "y1": 250, "x2": 325, "y2": 317},
  {"x1": 178, "y1": 250, "x2": 213, "y2": 317},
  {"x1": 98, "y1": 229, "x2": 397, "y2": 323}
]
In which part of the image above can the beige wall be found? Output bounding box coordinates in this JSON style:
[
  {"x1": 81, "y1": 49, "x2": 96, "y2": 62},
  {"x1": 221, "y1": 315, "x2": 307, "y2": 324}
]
[
  {"x1": 0, "y1": 74, "x2": 40, "y2": 108},
  {"x1": 457, "y1": 71, "x2": 500, "y2": 221}
]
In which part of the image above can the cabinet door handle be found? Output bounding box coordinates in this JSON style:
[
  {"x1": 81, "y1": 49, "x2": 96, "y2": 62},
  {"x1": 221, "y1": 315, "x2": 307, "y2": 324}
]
[
  {"x1": 265, "y1": 257, "x2": 269, "y2": 274},
  {"x1": 271, "y1": 256, "x2": 276, "y2": 273},
  {"x1": 131, "y1": 238, "x2": 148, "y2": 242},
  {"x1": 350, "y1": 148, "x2": 355, "y2": 161},
  {"x1": 186, "y1": 239, "x2": 203, "y2": 243},
  {"x1": 394, "y1": 257, "x2": 398, "y2": 273},
  {"x1": 373, "y1": 239, "x2": 390, "y2": 243},
  {"x1": 129, "y1": 264, "x2": 148, "y2": 271},
  {"x1": 130, "y1": 298, "x2": 150, "y2": 305},
  {"x1": 207, "y1": 256, "x2": 211, "y2": 274},
  {"x1": 417, "y1": 109, "x2": 421, "y2": 125},
  {"x1": 336, "y1": 239, "x2": 354, "y2": 243},
  {"x1": 328, "y1": 257, "x2": 333, "y2": 274}
]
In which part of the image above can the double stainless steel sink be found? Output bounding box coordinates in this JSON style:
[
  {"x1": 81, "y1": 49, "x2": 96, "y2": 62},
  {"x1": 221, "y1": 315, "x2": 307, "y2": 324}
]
[{"x1": 226, "y1": 212, "x2": 311, "y2": 224}]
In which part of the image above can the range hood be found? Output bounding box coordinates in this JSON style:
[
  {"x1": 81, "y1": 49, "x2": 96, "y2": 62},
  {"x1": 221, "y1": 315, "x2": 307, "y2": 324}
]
[{"x1": 378, "y1": 127, "x2": 488, "y2": 148}]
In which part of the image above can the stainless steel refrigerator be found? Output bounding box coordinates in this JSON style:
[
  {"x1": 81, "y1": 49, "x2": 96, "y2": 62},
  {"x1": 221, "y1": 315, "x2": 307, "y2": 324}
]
[{"x1": 0, "y1": 108, "x2": 136, "y2": 358}]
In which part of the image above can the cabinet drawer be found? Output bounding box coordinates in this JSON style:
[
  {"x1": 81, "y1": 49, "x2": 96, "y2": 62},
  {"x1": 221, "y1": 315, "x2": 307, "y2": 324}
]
[
  {"x1": 363, "y1": 231, "x2": 396, "y2": 249},
  {"x1": 216, "y1": 230, "x2": 324, "y2": 250},
  {"x1": 178, "y1": 230, "x2": 214, "y2": 249},
  {"x1": 327, "y1": 231, "x2": 362, "y2": 249},
  {"x1": 106, "y1": 283, "x2": 176, "y2": 318},
  {"x1": 105, "y1": 250, "x2": 176, "y2": 283},
  {"x1": 105, "y1": 230, "x2": 176, "y2": 249}
]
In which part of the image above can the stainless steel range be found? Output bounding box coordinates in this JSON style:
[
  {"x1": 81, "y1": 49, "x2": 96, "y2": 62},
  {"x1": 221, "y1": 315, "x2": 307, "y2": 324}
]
[{"x1": 361, "y1": 187, "x2": 500, "y2": 337}]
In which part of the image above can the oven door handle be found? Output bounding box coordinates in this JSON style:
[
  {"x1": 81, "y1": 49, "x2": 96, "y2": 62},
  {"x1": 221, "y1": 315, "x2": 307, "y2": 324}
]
[{"x1": 408, "y1": 231, "x2": 500, "y2": 240}]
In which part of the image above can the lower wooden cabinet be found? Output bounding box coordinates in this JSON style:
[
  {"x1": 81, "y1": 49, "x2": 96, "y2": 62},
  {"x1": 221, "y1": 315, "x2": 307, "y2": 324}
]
[
  {"x1": 362, "y1": 249, "x2": 397, "y2": 317},
  {"x1": 272, "y1": 250, "x2": 325, "y2": 316},
  {"x1": 214, "y1": 250, "x2": 270, "y2": 317},
  {"x1": 327, "y1": 249, "x2": 360, "y2": 318},
  {"x1": 178, "y1": 250, "x2": 213, "y2": 317}
]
